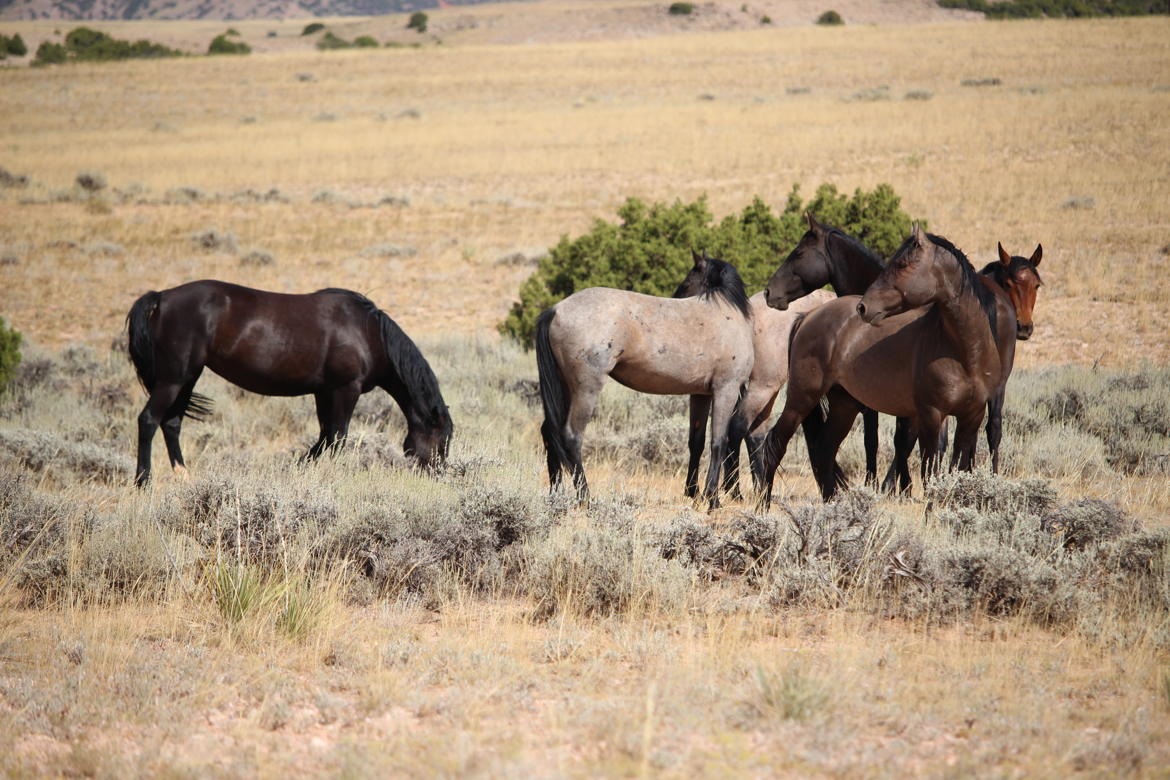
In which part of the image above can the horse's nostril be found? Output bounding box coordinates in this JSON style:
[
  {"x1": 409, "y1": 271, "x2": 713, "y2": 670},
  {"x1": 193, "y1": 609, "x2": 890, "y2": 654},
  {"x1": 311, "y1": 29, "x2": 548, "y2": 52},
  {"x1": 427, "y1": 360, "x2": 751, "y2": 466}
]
[{"x1": 856, "y1": 302, "x2": 866, "y2": 317}]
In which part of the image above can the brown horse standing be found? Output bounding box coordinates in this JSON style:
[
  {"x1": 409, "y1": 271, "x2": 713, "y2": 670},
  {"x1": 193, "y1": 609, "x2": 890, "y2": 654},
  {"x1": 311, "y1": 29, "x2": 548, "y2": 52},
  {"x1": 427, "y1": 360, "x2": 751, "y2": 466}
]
[
  {"x1": 762, "y1": 226, "x2": 1002, "y2": 503},
  {"x1": 536, "y1": 252, "x2": 754, "y2": 508}
]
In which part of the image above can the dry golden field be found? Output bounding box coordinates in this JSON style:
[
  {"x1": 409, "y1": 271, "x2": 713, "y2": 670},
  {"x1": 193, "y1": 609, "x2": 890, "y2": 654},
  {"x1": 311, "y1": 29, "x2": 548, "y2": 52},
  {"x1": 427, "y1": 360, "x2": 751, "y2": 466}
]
[{"x1": 2, "y1": 7, "x2": 1170, "y2": 777}]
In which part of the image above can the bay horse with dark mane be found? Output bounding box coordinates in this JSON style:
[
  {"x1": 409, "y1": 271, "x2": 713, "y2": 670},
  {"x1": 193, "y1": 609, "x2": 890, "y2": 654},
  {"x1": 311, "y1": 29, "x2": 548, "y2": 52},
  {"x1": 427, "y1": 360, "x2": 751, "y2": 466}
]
[
  {"x1": 126, "y1": 281, "x2": 453, "y2": 486},
  {"x1": 536, "y1": 251, "x2": 754, "y2": 508},
  {"x1": 762, "y1": 226, "x2": 1002, "y2": 503}
]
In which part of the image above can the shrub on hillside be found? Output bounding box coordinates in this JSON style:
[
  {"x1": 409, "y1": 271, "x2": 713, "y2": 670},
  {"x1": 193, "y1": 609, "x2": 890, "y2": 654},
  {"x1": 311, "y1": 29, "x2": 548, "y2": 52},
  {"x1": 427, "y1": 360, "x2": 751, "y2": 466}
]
[
  {"x1": 0, "y1": 317, "x2": 21, "y2": 396},
  {"x1": 817, "y1": 10, "x2": 844, "y2": 24},
  {"x1": 354, "y1": 35, "x2": 379, "y2": 48},
  {"x1": 316, "y1": 32, "x2": 352, "y2": 50},
  {"x1": 937, "y1": 0, "x2": 1166, "y2": 18},
  {"x1": 32, "y1": 41, "x2": 67, "y2": 66},
  {"x1": 1, "y1": 33, "x2": 28, "y2": 57},
  {"x1": 407, "y1": 11, "x2": 429, "y2": 32},
  {"x1": 208, "y1": 32, "x2": 251, "y2": 55},
  {"x1": 669, "y1": 2, "x2": 695, "y2": 14},
  {"x1": 499, "y1": 183, "x2": 917, "y2": 344},
  {"x1": 302, "y1": 22, "x2": 325, "y2": 35}
]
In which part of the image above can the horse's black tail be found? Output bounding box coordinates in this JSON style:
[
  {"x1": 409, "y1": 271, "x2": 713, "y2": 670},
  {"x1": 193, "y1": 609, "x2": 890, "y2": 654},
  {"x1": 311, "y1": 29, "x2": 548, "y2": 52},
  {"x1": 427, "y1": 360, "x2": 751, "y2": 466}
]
[
  {"x1": 126, "y1": 290, "x2": 213, "y2": 422},
  {"x1": 535, "y1": 309, "x2": 571, "y2": 484}
]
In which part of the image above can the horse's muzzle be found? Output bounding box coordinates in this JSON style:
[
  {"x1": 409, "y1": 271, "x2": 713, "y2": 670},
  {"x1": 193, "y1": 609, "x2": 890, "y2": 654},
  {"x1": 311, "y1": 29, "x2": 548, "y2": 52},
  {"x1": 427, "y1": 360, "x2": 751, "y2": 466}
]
[
  {"x1": 764, "y1": 288, "x2": 790, "y2": 311},
  {"x1": 1017, "y1": 321, "x2": 1033, "y2": 340}
]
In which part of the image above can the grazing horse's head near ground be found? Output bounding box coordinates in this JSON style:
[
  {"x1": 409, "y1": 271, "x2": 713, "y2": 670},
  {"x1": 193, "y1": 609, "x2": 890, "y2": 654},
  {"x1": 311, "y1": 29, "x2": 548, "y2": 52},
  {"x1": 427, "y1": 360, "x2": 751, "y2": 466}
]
[
  {"x1": 404, "y1": 407, "x2": 453, "y2": 469},
  {"x1": 981, "y1": 242, "x2": 1043, "y2": 340},
  {"x1": 671, "y1": 250, "x2": 753, "y2": 319},
  {"x1": 857, "y1": 225, "x2": 997, "y2": 338},
  {"x1": 764, "y1": 213, "x2": 883, "y2": 309}
]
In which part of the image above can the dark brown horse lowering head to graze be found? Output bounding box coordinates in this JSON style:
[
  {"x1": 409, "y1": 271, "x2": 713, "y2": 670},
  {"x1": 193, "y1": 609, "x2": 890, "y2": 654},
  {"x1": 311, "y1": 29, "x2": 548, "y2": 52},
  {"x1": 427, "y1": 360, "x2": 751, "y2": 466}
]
[
  {"x1": 126, "y1": 281, "x2": 453, "y2": 487},
  {"x1": 536, "y1": 251, "x2": 755, "y2": 509},
  {"x1": 761, "y1": 225, "x2": 1002, "y2": 504}
]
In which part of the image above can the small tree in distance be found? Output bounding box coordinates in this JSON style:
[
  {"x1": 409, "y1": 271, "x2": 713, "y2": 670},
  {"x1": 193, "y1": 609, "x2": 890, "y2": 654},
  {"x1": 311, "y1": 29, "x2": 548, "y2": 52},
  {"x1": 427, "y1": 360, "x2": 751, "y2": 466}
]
[{"x1": 407, "y1": 12, "x2": 428, "y2": 33}]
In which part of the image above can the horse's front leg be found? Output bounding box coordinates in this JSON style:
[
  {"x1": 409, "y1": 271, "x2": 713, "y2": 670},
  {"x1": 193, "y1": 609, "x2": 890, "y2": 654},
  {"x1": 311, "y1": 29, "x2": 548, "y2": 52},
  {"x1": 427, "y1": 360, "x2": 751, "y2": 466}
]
[
  {"x1": 883, "y1": 417, "x2": 917, "y2": 495},
  {"x1": 862, "y1": 407, "x2": 879, "y2": 488},
  {"x1": 703, "y1": 386, "x2": 744, "y2": 510},
  {"x1": 685, "y1": 395, "x2": 711, "y2": 498},
  {"x1": 307, "y1": 385, "x2": 361, "y2": 460},
  {"x1": 916, "y1": 407, "x2": 945, "y2": 486},
  {"x1": 951, "y1": 409, "x2": 985, "y2": 472},
  {"x1": 810, "y1": 387, "x2": 863, "y2": 501}
]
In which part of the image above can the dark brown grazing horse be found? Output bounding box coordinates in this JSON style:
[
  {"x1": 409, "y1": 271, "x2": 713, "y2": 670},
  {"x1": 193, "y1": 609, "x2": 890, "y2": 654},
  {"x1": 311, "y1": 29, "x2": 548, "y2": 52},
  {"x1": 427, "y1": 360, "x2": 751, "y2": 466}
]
[
  {"x1": 126, "y1": 281, "x2": 453, "y2": 486},
  {"x1": 762, "y1": 227, "x2": 1002, "y2": 503}
]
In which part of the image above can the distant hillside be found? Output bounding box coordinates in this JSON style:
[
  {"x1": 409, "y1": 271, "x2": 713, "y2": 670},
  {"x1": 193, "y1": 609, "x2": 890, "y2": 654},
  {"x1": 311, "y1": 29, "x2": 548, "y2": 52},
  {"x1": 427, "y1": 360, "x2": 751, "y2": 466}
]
[{"x1": 0, "y1": 0, "x2": 493, "y2": 21}]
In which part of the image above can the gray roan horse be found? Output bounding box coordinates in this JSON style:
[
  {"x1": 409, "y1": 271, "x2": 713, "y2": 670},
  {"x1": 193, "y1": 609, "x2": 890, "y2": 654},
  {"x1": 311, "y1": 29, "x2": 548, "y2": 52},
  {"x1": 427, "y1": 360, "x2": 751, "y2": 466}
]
[
  {"x1": 673, "y1": 262, "x2": 833, "y2": 495},
  {"x1": 536, "y1": 252, "x2": 754, "y2": 508},
  {"x1": 762, "y1": 226, "x2": 1002, "y2": 503}
]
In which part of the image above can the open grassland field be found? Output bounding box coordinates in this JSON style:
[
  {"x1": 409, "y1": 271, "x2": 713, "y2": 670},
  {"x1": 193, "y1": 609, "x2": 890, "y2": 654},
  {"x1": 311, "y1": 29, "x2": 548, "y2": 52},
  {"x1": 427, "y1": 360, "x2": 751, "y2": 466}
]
[{"x1": 2, "y1": 7, "x2": 1170, "y2": 776}]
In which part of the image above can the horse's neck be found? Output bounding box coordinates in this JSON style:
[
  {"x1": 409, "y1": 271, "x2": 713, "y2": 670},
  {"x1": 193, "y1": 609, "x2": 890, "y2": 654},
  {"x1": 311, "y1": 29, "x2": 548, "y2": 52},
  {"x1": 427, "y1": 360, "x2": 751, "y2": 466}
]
[
  {"x1": 828, "y1": 236, "x2": 882, "y2": 296},
  {"x1": 935, "y1": 271, "x2": 997, "y2": 371}
]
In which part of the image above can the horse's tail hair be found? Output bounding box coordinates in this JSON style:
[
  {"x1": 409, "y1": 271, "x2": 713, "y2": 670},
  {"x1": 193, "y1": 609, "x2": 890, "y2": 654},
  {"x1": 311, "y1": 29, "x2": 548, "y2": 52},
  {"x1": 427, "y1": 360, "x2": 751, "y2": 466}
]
[
  {"x1": 535, "y1": 309, "x2": 571, "y2": 481},
  {"x1": 127, "y1": 290, "x2": 161, "y2": 393},
  {"x1": 126, "y1": 290, "x2": 213, "y2": 422}
]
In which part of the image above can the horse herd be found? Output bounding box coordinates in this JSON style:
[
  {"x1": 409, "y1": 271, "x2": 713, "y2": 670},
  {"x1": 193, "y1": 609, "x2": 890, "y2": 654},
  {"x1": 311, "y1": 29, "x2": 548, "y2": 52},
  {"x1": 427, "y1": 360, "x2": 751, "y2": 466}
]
[{"x1": 127, "y1": 214, "x2": 1042, "y2": 509}]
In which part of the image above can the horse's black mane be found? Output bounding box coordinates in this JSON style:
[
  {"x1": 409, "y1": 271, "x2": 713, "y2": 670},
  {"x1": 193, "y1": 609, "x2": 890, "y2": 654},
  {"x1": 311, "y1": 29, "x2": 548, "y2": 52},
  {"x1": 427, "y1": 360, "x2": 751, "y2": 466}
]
[
  {"x1": 694, "y1": 256, "x2": 753, "y2": 320},
  {"x1": 824, "y1": 226, "x2": 884, "y2": 270},
  {"x1": 321, "y1": 288, "x2": 452, "y2": 428},
  {"x1": 921, "y1": 234, "x2": 999, "y2": 341}
]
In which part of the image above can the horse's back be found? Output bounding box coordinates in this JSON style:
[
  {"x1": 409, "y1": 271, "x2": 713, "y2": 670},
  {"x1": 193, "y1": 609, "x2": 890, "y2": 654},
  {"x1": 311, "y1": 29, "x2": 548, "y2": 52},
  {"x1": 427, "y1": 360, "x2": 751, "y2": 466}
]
[
  {"x1": 551, "y1": 287, "x2": 753, "y2": 395},
  {"x1": 153, "y1": 281, "x2": 383, "y2": 396}
]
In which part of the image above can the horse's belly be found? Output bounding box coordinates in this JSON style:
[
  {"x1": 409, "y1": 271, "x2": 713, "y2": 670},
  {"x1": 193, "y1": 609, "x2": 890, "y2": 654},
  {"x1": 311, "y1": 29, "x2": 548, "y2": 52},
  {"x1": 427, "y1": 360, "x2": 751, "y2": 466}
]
[
  {"x1": 206, "y1": 359, "x2": 321, "y2": 397},
  {"x1": 610, "y1": 360, "x2": 710, "y2": 395}
]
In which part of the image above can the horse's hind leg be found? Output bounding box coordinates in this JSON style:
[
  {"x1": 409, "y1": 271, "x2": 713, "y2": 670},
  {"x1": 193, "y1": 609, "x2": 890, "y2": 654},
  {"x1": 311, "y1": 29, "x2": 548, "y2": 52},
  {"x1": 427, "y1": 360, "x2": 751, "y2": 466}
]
[
  {"x1": 881, "y1": 417, "x2": 917, "y2": 495},
  {"x1": 563, "y1": 373, "x2": 606, "y2": 500},
  {"x1": 136, "y1": 382, "x2": 185, "y2": 487},
  {"x1": 685, "y1": 395, "x2": 711, "y2": 498},
  {"x1": 160, "y1": 376, "x2": 202, "y2": 477},
  {"x1": 985, "y1": 389, "x2": 1005, "y2": 473}
]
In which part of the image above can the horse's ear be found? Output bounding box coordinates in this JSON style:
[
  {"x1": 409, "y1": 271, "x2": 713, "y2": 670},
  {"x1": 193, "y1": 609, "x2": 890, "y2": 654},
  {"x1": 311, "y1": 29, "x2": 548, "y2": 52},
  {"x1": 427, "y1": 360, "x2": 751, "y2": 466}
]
[
  {"x1": 911, "y1": 222, "x2": 924, "y2": 243},
  {"x1": 1029, "y1": 243, "x2": 1042, "y2": 267},
  {"x1": 805, "y1": 212, "x2": 818, "y2": 231},
  {"x1": 997, "y1": 242, "x2": 1012, "y2": 266},
  {"x1": 690, "y1": 249, "x2": 707, "y2": 269}
]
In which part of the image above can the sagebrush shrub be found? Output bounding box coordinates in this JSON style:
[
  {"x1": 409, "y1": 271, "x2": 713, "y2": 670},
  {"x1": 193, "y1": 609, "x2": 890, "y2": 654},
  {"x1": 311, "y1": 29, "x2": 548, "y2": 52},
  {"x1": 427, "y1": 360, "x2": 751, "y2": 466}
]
[
  {"x1": 816, "y1": 10, "x2": 844, "y2": 24},
  {"x1": 0, "y1": 316, "x2": 21, "y2": 395}
]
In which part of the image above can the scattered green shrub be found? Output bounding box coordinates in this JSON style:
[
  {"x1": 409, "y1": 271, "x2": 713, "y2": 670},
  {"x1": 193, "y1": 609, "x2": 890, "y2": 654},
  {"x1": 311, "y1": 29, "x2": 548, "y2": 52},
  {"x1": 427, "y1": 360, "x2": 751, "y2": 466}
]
[
  {"x1": 32, "y1": 41, "x2": 67, "y2": 66},
  {"x1": 499, "y1": 183, "x2": 918, "y2": 344},
  {"x1": 1, "y1": 33, "x2": 27, "y2": 57},
  {"x1": 208, "y1": 33, "x2": 251, "y2": 55},
  {"x1": 0, "y1": 316, "x2": 21, "y2": 395},
  {"x1": 316, "y1": 31, "x2": 353, "y2": 50},
  {"x1": 817, "y1": 9, "x2": 844, "y2": 24},
  {"x1": 302, "y1": 22, "x2": 325, "y2": 35},
  {"x1": 938, "y1": 0, "x2": 1166, "y2": 18},
  {"x1": 669, "y1": 2, "x2": 695, "y2": 14},
  {"x1": 407, "y1": 11, "x2": 429, "y2": 32},
  {"x1": 353, "y1": 35, "x2": 379, "y2": 48}
]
